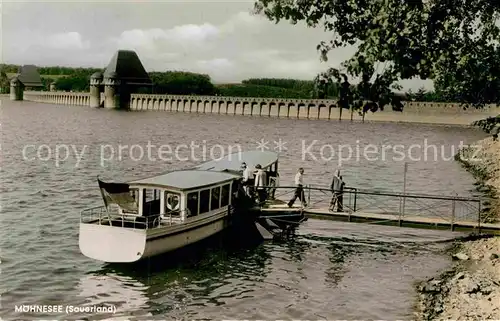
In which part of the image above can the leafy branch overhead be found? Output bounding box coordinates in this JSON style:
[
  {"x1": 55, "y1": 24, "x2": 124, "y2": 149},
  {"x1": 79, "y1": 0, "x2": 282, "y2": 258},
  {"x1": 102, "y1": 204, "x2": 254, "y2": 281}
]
[{"x1": 254, "y1": 0, "x2": 500, "y2": 108}]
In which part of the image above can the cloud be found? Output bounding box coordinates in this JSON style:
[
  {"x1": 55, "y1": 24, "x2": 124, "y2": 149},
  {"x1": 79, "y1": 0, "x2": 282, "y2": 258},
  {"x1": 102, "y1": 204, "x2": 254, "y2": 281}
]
[
  {"x1": 1, "y1": 2, "x2": 434, "y2": 91},
  {"x1": 107, "y1": 11, "x2": 325, "y2": 81},
  {"x1": 219, "y1": 11, "x2": 266, "y2": 34},
  {"x1": 197, "y1": 58, "x2": 233, "y2": 69},
  {"x1": 45, "y1": 32, "x2": 90, "y2": 50},
  {"x1": 195, "y1": 58, "x2": 234, "y2": 81},
  {"x1": 115, "y1": 23, "x2": 219, "y2": 50}
]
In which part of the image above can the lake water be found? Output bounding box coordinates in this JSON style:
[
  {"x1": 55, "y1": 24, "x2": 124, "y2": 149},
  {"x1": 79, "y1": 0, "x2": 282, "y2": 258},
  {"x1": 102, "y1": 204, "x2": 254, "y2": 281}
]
[{"x1": 0, "y1": 99, "x2": 488, "y2": 320}]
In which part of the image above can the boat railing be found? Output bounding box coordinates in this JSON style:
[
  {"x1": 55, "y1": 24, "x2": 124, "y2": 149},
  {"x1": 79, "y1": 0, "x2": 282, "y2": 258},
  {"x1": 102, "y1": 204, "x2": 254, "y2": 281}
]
[
  {"x1": 160, "y1": 210, "x2": 185, "y2": 225},
  {"x1": 80, "y1": 206, "x2": 164, "y2": 229}
]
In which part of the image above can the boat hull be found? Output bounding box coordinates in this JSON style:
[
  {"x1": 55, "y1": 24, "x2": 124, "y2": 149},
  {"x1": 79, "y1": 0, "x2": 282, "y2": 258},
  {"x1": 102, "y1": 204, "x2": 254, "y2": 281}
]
[
  {"x1": 142, "y1": 212, "x2": 228, "y2": 258},
  {"x1": 79, "y1": 211, "x2": 229, "y2": 263},
  {"x1": 79, "y1": 223, "x2": 147, "y2": 263}
]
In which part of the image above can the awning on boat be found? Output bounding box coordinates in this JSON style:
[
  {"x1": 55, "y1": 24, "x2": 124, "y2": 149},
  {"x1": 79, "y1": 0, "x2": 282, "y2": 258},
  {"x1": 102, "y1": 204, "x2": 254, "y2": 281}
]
[{"x1": 97, "y1": 178, "x2": 138, "y2": 213}]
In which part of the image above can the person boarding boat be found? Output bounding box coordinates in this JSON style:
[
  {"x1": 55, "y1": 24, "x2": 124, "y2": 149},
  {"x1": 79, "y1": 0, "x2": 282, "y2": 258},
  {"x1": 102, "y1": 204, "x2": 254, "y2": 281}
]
[
  {"x1": 254, "y1": 164, "x2": 267, "y2": 203},
  {"x1": 241, "y1": 162, "x2": 253, "y2": 196}
]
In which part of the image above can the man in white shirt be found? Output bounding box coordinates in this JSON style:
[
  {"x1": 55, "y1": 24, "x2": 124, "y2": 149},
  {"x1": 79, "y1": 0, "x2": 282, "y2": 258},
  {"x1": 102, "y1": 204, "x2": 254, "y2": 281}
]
[
  {"x1": 241, "y1": 162, "x2": 253, "y2": 196},
  {"x1": 254, "y1": 164, "x2": 267, "y2": 203},
  {"x1": 288, "y1": 167, "x2": 307, "y2": 207}
]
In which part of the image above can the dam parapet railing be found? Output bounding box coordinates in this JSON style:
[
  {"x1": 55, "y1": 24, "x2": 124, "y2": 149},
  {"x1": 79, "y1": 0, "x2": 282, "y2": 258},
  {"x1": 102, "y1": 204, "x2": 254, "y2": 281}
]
[
  {"x1": 21, "y1": 91, "x2": 500, "y2": 124},
  {"x1": 23, "y1": 91, "x2": 104, "y2": 107}
]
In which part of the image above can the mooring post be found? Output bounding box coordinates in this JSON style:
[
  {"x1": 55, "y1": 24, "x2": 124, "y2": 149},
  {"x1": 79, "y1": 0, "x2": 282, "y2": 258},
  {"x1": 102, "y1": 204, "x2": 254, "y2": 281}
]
[
  {"x1": 477, "y1": 201, "x2": 482, "y2": 234},
  {"x1": 400, "y1": 162, "x2": 408, "y2": 227},
  {"x1": 307, "y1": 185, "x2": 311, "y2": 206},
  {"x1": 398, "y1": 195, "x2": 403, "y2": 227},
  {"x1": 353, "y1": 189, "x2": 357, "y2": 212},
  {"x1": 450, "y1": 199, "x2": 456, "y2": 231}
]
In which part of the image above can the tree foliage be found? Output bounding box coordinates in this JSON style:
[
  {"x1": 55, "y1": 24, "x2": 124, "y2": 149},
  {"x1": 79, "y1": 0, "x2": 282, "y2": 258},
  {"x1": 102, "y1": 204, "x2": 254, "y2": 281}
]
[
  {"x1": 242, "y1": 77, "x2": 339, "y2": 98},
  {"x1": 149, "y1": 71, "x2": 216, "y2": 95},
  {"x1": 217, "y1": 83, "x2": 307, "y2": 98},
  {"x1": 472, "y1": 116, "x2": 500, "y2": 133},
  {"x1": 254, "y1": 0, "x2": 500, "y2": 108},
  {"x1": 0, "y1": 69, "x2": 9, "y2": 93},
  {"x1": 0, "y1": 64, "x2": 101, "y2": 76},
  {"x1": 55, "y1": 75, "x2": 91, "y2": 92}
]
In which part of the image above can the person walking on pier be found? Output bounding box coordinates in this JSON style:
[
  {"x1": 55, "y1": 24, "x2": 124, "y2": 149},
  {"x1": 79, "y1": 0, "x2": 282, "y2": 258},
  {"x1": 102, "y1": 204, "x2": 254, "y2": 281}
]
[
  {"x1": 288, "y1": 168, "x2": 307, "y2": 208},
  {"x1": 329, "y1": 170, "x2": 345, "y2": 212}
]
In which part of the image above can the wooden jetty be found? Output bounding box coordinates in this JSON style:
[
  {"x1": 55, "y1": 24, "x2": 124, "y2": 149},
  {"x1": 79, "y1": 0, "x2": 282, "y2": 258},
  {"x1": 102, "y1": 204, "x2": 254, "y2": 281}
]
[{"x1": 252, "y1": 187, "x2": 500, "y2": 236}]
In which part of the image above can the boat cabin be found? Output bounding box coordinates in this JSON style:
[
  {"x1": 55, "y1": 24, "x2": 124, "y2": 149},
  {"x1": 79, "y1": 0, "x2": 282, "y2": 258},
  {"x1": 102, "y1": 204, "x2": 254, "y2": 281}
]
[
  {"x1": 120, "y1": 170, "x2": 241, "y2": 223},
  {"x1": 90, "y1": 151, "x2": 281, "y2": 229}
]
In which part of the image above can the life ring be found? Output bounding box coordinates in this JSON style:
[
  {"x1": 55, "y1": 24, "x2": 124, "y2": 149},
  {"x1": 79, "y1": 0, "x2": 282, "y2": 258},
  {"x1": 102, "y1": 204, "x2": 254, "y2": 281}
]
[{"x1": 166, "y1": 194, "x2": 180, "y2": 211}]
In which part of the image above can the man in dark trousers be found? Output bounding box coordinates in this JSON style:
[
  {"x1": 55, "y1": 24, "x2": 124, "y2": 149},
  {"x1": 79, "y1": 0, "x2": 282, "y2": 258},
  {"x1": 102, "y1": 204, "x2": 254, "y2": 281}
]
[
  {"x1": 329, "y1": 170, "x2": 345, "y2": 212},
  {"x1": 288, "y1": 167, "x2": 307, "y2": 207}
]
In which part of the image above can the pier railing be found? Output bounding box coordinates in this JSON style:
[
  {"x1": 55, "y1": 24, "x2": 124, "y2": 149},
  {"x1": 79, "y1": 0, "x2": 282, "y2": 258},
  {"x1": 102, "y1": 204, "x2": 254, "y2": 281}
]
[{"x1": 259, "y1": 184, "x2": 487, "y2": 231}]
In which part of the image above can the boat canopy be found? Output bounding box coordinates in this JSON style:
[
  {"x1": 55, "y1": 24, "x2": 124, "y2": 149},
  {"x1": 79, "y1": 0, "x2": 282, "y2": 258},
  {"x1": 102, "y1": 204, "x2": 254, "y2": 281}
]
[
  {"x1": 98, "y1": 178, "x2": 138, "y2": 212},
  {"x1": 196, "y1": 151, "x2": 279, "y2": 172},
  {"x1": 128, "y1": 170, "x2": 240, "y2": 191}
]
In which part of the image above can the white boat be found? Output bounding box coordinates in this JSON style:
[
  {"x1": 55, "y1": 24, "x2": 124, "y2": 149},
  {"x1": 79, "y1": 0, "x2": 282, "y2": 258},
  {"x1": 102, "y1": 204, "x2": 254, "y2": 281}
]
[{"x1": 79, "y1": 151, "x2": 279, "y2": 263}]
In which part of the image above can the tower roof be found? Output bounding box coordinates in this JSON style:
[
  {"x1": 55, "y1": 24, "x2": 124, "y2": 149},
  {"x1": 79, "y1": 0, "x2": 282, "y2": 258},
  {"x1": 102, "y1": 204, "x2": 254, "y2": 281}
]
[
  {"x1": 17, "y1": 65, "x2": 43, "y2": 87},
  {"x1": 103, "y1": 50, "x2": 151, "y2": 85},
  {"x1": 91, "y1": 71, "x2": 103, "y2": 79}
]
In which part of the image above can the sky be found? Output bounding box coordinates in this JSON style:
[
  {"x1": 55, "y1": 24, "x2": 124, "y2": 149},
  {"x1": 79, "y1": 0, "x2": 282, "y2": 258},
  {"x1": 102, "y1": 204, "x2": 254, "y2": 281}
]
[{"x1": 2, "y1": 0, "x2": 432, "y2": 90}]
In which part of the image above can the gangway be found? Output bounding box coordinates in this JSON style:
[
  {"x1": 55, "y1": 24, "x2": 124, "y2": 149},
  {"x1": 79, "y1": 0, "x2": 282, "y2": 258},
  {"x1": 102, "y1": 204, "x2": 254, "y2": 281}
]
[{"x1": 251, "y1": 185, "x2": 500, "y2": 235}]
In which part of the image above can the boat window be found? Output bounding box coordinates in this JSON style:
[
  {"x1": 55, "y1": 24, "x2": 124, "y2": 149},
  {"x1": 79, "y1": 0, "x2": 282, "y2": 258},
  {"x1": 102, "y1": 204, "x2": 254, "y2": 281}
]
[
  {"x1": 143, "y1": 188, "x2": 161, "y2": 216},
  {"x1": 211, "y1": 186, "x2": 220, "y2": 210},
  {"x1": 165, "y1": 192, "x2": 181, "y2": 217},
  {"x1": 221, "y1": 184, "x2": 230, "y2": 207},
  {"x1": 199, "y1": 189, "x2": 210, "y2": 214},
  {"x1": 129, "y1": 189, "x2": 138, "y2": 201},
  {"x1": 186, "y1": 192, "x2": 199, "y2": 217},
  {"x1": 144, "y1": 189, "x2": 160, "y2": 202}
]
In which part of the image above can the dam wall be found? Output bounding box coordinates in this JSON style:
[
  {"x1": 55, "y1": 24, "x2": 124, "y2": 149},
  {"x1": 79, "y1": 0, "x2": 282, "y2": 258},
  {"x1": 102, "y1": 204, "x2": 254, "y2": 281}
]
[{"x1": 21, "y1": 91, "x2": 500, "y2": 125}]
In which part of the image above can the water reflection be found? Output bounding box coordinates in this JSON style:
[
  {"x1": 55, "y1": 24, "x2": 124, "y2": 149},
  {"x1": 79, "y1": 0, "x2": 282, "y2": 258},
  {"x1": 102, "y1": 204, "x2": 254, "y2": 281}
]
[
  {"x1": 78, "y1": 231, "x2": 273, "y2": 319},
  {"x1": 2, "y1": 100, "x2": 487, "y2": 320},
  {"x1": 75, "y1": 272, "x2": 152, "y2": 320}
]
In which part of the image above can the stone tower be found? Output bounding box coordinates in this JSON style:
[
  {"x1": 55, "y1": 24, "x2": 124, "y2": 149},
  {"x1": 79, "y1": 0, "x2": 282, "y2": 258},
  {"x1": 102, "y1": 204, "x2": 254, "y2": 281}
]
[
  {"x1": 9, "y1": 65, "x2": 43, "y2": 101},
  {"x1": 90, "y1": 71, "x2": 103, "y2": 108},
  {"x1": 98, "y1": 50, "x2": 152, "y2": 109},
  {"x1": 10, "y1": 77, "x2": 23, "y2": 101},
  {"x1": 103, "y1": 72, "x2": 120, "y2": 109}
]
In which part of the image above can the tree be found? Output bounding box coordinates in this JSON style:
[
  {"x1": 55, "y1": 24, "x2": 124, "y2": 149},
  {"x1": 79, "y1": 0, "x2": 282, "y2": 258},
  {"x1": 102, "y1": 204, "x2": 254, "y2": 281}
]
[
  {"x1": 149, "y1": 71, "x2": 216, "y2": 95},
  {"x1": 414, "y1": 87, "x2": 427, "y2": 102},
  {"x1": 55, "y1": 74, "x2": 92, "y2": 92},
  {"x1": 254, "y1": 0, "x2": 500, "y2": 109},
  {"x1": 0, "y1": 69, "x2": 9, "y2": 93}
]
